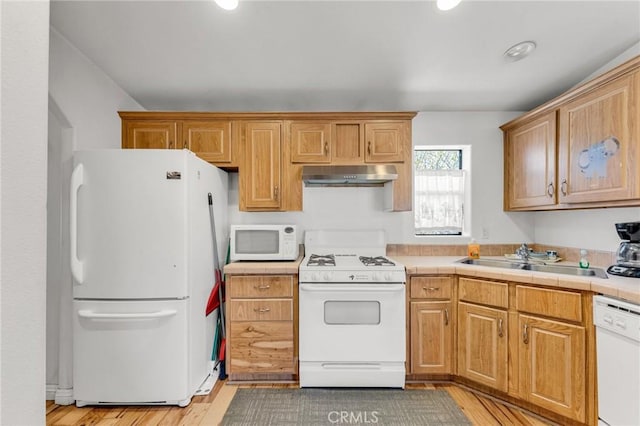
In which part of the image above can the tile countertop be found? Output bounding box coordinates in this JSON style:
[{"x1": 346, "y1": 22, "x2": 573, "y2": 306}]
[
  {"x1": 394, "y1": 255, "x2": 640, "y2": 305},
  {"x1": 222, "y1": 254, "x2": 639, "y2": 305}
]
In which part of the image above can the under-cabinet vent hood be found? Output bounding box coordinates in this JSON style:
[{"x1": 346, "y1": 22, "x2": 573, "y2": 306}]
[{"x1": 302, "y1": 165, "x2": 398, "y2": 186}]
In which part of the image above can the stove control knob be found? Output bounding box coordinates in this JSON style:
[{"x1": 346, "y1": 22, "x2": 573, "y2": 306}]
[
  {"x1": 384, "y1": 272, "x2": 393, "y2": 281},
  {"x1": 370, "y1": 272, "x2": 379, "y2": 281},
  {"x1": 323, "y1": 272, "x2": 333, "y2": 281},
  {"x1": 311, "y1": 272, "x2": 319, "y2": 281}
]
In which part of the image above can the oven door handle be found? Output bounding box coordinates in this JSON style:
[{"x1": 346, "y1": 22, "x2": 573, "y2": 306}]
[{"x1": 299, "y1": 284, "x2": 404, "y2": 292}]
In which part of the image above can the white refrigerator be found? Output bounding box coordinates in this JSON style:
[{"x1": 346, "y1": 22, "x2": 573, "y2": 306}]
[{"x1": 70, "y1": 149, "x2": 228, "y2": 407}]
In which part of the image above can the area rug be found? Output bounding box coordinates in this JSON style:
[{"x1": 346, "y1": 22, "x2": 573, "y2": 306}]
[{"x1": 221, "y1": 388, "x2": 471, "y2": 425}]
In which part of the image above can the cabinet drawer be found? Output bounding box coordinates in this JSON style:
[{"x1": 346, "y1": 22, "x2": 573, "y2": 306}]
[
  {"x1": 410, "y1": 276, "x2": 452, "y2": 299},
  {"x1": 228, "y1": 275, "x2": 293, "y2": 298},
  {"x1": 458, "y1": 278, "x2": 508, "y2": 309},
  {"x1": 229, "y1": 299, "x2": 292, "y2": 321},
  {"x1": 229, "y1": 321, "x2": 294, "y2": 373},
  {"x1": 516, "y1": 285, "x2": 582, "y2": 322}
]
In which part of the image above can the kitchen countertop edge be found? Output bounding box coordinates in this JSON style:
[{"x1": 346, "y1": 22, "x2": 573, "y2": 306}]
[{"x1": 394, "y1": 255, "x2": 640, "y2": 305}]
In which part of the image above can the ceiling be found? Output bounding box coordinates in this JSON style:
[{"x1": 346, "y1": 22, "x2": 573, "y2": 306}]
[{"x1": 50, "y1": 0, "x2": 640, "y2": 112}]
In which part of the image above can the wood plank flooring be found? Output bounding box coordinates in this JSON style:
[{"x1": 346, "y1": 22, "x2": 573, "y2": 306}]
[{"x1": 46, "y1": 381, "x2": 555, "y2": 425}]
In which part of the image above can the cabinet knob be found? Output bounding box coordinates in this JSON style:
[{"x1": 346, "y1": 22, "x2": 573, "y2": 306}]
[
  {"x1": 169, "y1": 141, "x2": 173, "y2": 149},
  {"x1": 254, "y1": 307, "x2": 271, "y2": 313},
  {"x1": 324, "y1": 141, "x2": 329, "y2": 155},
  {"x1": 367, "y1": 141, "x2": 372, "y2": 155},
  {"x1": 183, "y1": 141, "x2": 187, "y2": 149}
]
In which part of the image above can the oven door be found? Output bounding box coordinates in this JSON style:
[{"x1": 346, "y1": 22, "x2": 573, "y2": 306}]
[{"x1": 298, "y1": 283, "x2": 405, "y2": 363}]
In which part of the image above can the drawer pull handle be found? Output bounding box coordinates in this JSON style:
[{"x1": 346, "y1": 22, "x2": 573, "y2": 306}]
[
  {"x1": 254, "y1": 307, "x2": 271, "y2": 313},
  {"x1": 247, "y1": 326, "x2": 255, "y2": 332},
  {"x1": 274, "y1": 185, "x2": 279, "y2": 201},
  {"x1": 423, "y1": 287, "x2": 440, "y2": 292},
  {"x1": 444, "y1": 309, "x2": 449, "y2": 326},
  {"x1": 547, "y1": 182, "x2": 554, "y2": 197},
  {"x1": 255, "y1": 285, "x2": 271, "y2": 290},
  {"x1": 523, "y1": 324, "x2": 529, "y2": 344},
  {"x1": 367, "y1": 141, "x2": 372, "y2": 155},
  {"x1": 498, "y1": 318, "x2": 504, "y2": 337},
  {"x1": 560, "y1": 179, "x2": 568, "y2": 196},
  {"x1": 324, "y1": 141, "x2": 329, "y2": 155},
  {"x1": 183, "y1": 141, "x2": 187, "y2": 149}
]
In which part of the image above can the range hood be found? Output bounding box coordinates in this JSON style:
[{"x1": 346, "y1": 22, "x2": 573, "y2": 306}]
[{"x1": 302, "y1": 164, "x2": 398, "y2": 186}]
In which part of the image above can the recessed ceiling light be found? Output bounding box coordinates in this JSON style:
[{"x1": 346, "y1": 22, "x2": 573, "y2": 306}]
[
  {"x1": 214, "y1": 0, "x2": 238, "y2": 11},
  {"x1": 437, "y1": 0, "x2": 462, "y2": 11},
  {"x1": 504, "y1": 41, "x2": 537, "y2": 61}
]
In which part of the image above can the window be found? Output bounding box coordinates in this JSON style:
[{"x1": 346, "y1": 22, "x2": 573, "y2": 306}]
[{"x1": 414, "y1": 146, "x2": 470, "y2": 236}]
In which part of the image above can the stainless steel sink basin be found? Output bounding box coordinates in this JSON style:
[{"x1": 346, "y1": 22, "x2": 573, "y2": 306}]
[{"x1": 457, "y1": 258, "x2": 608, "y2": 279}]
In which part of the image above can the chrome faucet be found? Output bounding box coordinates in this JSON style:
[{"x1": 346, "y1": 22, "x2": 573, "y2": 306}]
[{"x1": 516, "y1": 243, "x2": 531, "y2": 262}]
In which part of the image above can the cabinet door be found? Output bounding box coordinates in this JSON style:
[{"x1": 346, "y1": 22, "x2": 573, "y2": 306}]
[
  {"x1": 332, "y1": 122, "x2": 363, "y2": 164},
  {"x1": 558, "y1": 71, "x2": 639, "y2": 203},
  {"x1": 123, "y1": 121, "x2": 178, "y2": 149},
  {"x1": 290, "y1": 122, "x2": 331, "y2": 163},
  {"x1": 241, "y1": 122, "x2": 282, "y2": 210},
  {"x1": 457, "y1": 302, "x2": 508, "y2": 392},
  {"x1": 518, "y1": 314, "x2": 586, "y2": 422},
  {"x1": 364, "y1": 122, "x2": 405, "y2": 162},
  {"x1": 182, "y1": 121, "x2": 232, "y2": 164},
  {"x1": 504, "y1": 112, "x2": 557, "y2": 209},
  {"x1": 410, "y1": 301, "x2": 452, "y2": 374}
]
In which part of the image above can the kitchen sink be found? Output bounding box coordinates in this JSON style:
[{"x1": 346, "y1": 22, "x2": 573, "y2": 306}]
[{"x1": 457, "y1": 258, "x2": 608, "y2": 279}]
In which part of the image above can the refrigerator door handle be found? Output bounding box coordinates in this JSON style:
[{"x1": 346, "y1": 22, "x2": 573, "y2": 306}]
[
  {"x1": 77, "y1": 309, "x2": 178, "y2": 320},
  {"x1": 70, "y1": 163, "x2": 84, "y2": 284}
]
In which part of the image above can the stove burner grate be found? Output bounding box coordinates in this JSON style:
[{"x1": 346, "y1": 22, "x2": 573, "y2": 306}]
[
  {"x1": 307, "y1": 254, "x2": 336, "y2": 267},
  {"x1": 359, "y1": 256, "x2": 395, "y2": 267}
]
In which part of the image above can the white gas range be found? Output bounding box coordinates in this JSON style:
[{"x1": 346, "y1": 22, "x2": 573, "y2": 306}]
[{"x1": 298, "y1": 230, "x2": 406, "y2": 388}]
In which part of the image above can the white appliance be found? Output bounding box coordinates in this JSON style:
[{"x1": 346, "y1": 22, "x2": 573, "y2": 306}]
[
  {"x1": 70, "y1": 149, "x2": 228, "y2": 407},
  {"x1": 593, "y1": 295, "x2": 640, "y2": 426},
  {"x1": 298, "y1": 230, "x2": 406, "y2": 388},
  {"x1": 229, "y1": 224, "x2": 298, "y2": 261}
]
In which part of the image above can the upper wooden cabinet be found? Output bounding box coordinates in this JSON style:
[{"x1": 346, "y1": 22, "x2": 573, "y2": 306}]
[
  {"x1": 289, "y1": 120, "x2": 409, "y2": 164},
  {"x1": 123, "y1": 120, "x2": 178, "y2": 150},
  {"x1": 240, "y1": 121, "x2": 282, "y2": 211},
  {"x1": 558, "y1": 71, "x2": 639, "y2": 204},
  {"x1": 120, "y1": 111, "x2": 416, "y2": 212},
  {"x1": 182, "y1": 121, "x2": 233, "y2": 164},
  {"x1": 503, "y1": 112, "x2": 557, "y2": 210},
  {"x1": 365, "y1": 122, "x2": 406, "y2": 163},
  {"x1": 120, "y1": 113, "x2": 238, "y2": 168},
  {"x1": 501, "y1": 55, "x2": 640, "y2": 211}
]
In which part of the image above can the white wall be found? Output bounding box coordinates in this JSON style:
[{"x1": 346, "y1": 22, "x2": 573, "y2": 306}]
[
  {"x1": 533, "y1": 44, "x2": 640, "y2": 252},
  {"x1": 46, "y1": 28, "x2": 143, "y2": 396},
  {"x1": 1, "y1": 1, "x2": 50, "y2": 424},
  {"x1": 228, "y1": 111, "x2": 535, "y2": 245},
  {"x1": 48, "y1": 28, "x2": 144, "y2": 151}
]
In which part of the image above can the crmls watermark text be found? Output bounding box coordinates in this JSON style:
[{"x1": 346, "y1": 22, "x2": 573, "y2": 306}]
[{"x1": 327, "y1": 411, "x2": 380, "y2": 424}]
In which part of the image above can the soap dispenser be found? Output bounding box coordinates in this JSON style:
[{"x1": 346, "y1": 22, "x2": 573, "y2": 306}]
[
  {"x1": 579, "y1": 249, "x2": 590, "y2": 269},
  {"x1": 468, "y1": 239, "x2": 480, "y2": 259}
]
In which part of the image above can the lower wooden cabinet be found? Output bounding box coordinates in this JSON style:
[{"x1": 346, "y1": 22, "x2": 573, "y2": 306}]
[
  {"x1": 457, "y1": 302, "x2": 508, "y2": 392},
  {"x1": 408, "y1": 276, "x2": 454, "y2": 375},
  {"x1": 226, "y1": 275, "x2": 297, "y2": 377},
  {"x1": 410, "y1": 301, "x2": 452, "y2": 374}
]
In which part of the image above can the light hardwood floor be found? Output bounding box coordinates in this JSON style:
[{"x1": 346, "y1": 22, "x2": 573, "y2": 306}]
[{"x1": 46, "y1": 381, "x2": 554, "y2": 426}]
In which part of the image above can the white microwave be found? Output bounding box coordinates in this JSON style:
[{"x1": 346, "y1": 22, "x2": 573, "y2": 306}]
[{"x1": 230, "y1": 225, "x2": 299, "y2": 261}]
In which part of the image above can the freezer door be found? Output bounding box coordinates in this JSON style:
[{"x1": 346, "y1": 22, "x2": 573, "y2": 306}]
[
  {"x1": 71, "y1": 150, "x2": 191, "y2": 299},
  {"x1": 73, "y1": 299, "x2": 194, "y2": 405}
]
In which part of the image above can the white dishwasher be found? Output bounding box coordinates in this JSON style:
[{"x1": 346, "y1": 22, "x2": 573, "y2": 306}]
[{"x1": 593, "y1": 295, "x2": 640, "y2": 426}]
